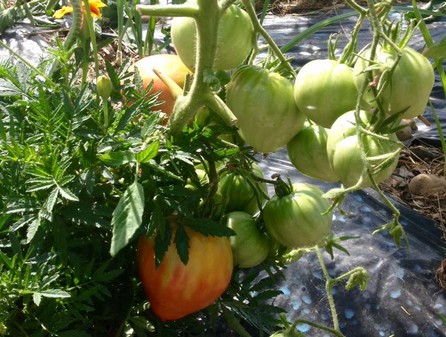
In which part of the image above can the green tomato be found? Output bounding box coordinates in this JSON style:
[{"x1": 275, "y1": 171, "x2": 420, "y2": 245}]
[
  {"x1": 287, "y1": 123, "x2": 339, "y2": 182},
  {"x1": 216, "y1": 162, "x2": 268, "y2": 215},
  {"x1": 353, "y1": 45, "x2": 435, "y2": 119},
  {"x1": 263, "y1": 182, "x2": 332, "y2": 249},
  {"x1": 226, "y1": 65, "x2": 306, "y2": 153},
  {"x1": 226, "y1": 211, "x2": 270, "y2": 268},
  {"x1": 326, "y1": 110, "x2": 401, "y2": 188},
  {"x1": 171, "y1": 3, "x2": 255, "y2": 71},
  {"x1": 293, "y1": 59, "x2": 358, "y2": 128}
]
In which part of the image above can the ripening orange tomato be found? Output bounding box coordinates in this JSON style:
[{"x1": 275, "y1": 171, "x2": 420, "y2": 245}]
[
  {"x1": 130, "y1": 54, "x2": 191, "y2": 116},
  {"x1": 137, "y1": 223, "x2": 233, "y2": 321}
]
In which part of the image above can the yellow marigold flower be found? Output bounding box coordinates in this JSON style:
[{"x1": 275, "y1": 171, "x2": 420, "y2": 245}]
[
  {"x1": 88, "y1": 0, "x2": 107, "y2": 18},
  {"x1": 53, "y1": 5, "x2": 74, "y2": 19},
  {"x1": 53, "y1": 0, "x2": 106, "y2": 19}
]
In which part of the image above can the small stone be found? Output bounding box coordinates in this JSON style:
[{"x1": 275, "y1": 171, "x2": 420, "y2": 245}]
[
  {"x1": 408, "y1": 173, "x2": 446, "y2": 196},
  {"x1": 396, "y1": 119, "x2": 417, "y2": 141}
]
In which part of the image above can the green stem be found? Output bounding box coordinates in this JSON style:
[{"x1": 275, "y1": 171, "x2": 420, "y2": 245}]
[
  {"x1": 338, "y1": 10, "x2": 366, "y2": 65},
  {"x1": 290, "y1": 319, "x2": 346, "y2": 337},
  {"x1": 47, "y1": 0, "x2": 82, "y2": 77},
  {"x1": 343, "y1": 0, "x2": 367, "y2": 13},
  {"x1": 103, "y1": 100, "x2": 109, "y2": 129},
  {"x1": 205, "y1": 93, "x2": 238, "y2": 127},
  {"x1": 64, "y1": 0, "x2": 83, "y2": 50},
  {"x1": 240, "y1": 0, "x2": 294, "y2": 75},
  {"x1": 117, "y1": 0, "x2": 124, "y2": 65},
  {"x1": 82, "y1": 0, "x2": 100, "y2": 79},
  {"x1": 315, "y1": 247, "x2": 341, "y2": 333}
]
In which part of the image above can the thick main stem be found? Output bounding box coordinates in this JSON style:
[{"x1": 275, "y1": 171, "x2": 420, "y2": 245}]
[
  {"x1": 137, "y1": 1, "x2": 238, "y2": 136},
  {"x1": 168, "y1": 0, "x2": 221, "y2": 134}
]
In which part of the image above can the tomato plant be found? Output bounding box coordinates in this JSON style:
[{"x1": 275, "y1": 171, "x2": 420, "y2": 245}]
[
  {"x1": 287, "y1": 123, "x2": 338, "y2": 183},
  {"x1": 326, "y1": 109, "x2": 401, "y2": 188},
  {"x1": 171, "y1": 3, "x2": 254, "y2": 71},
  {"x1": 263, "y1": 180, "x2": 333, "y2": 249},
  {"x1": 293, "y1": 59, "x2": 357, "y2": 128},
  {"x1": 137, "y1": 223, "x2": 233, "y2": 321},
  {"x1": 353, "y1": 45, "x2": 435, "y2": 119},
  {"x1": 226, "y1": 65, "x2": 305, "y2": 153},
  {"x1": 130, "y1": 54, "x2": 191, "y2": 115},
  {"x1": 226, "y1": 211, "x2": 270, "y2": 268}
]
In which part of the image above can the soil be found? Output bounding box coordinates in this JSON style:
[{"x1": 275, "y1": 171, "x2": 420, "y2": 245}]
[{"x1": 379, "y1": 138, "x2": 446, "y2": 233}]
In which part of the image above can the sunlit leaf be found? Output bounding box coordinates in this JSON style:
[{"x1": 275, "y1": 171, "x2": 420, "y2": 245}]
[
  {"x1": 58, "y1": 186, "x2": 79, "y2": 202},
  {"x1": 136, "y1": 140, "x2": 159, "y2": 163},
  {"x1": 110, "y1": 181, "x2": 145, "y2": 257},
  {"x1": 99, "y1": 151, "x2": 135, "y2": 167}
]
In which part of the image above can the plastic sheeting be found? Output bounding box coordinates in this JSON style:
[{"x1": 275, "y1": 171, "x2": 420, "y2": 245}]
[{"x1": 259, "y1": 149, "x2": 446, "y2": 337}]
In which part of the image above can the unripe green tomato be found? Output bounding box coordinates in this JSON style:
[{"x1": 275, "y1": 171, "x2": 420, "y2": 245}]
[
  {"x1": 226, "y1": 211, "x2": 270, "y2": 268},
  {"x1": 171, "y1": 3, "x2": 255, "y2": 71},
  {"x1": 263, "y1": 183, "x2": 332, "y2": 249},
  {"x1": 226, "y1": 65, "x2": 306, "y2": 153},
  {"x1": 185, "y1": 168, "x2": 208, "y2": 191},
  {"x1": 293, "y1": 59, "x2": 357, "y2": 128},
  {"x1": 216, "y1": 162, "x2": 268, "y2": 215},
  {"x1": 287, "y1": 123, "x2": 339, "y2": 182},
  {"x1": 353, "y1": 45, "x2": 435, "y2": 119},
  {"x1": 326, "y1": 110, "x2": 401, "y2": 188}
]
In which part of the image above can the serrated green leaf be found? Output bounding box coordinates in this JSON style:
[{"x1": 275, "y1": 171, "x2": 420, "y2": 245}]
[
  {"x1": 44, "y1": 188, "x2": 59, "y2": 213},
  {"x1": 26, "y1": 180, "x2": 55, "y2": 192},
  {"x1": 136, "y1": 140, "x2": 159, "y2": 163},
  {"x1": 188, "y1": 218, "x2": 236, "y2": 237},
  {"x1": 174, "y1": 225, "x2": 189, "y2": 265},
  {"x1": 26, "y1": 214, "x2": 41, "y2": 243},
  {"x1": 154, "y1": 223, "x2": 171, "y2": 268},
  {"x1": 0, "y1": 78, "x2": 21, "y2": 96},
  {"x1": 99, "y1": 151, "x2": 135, "y2": 167},
  {"x1": 110, "y1": 181, "x2": 145, "y2": 257},
  {"x1": 58, "y1": 186, "x2": 79, "y2": 202}
]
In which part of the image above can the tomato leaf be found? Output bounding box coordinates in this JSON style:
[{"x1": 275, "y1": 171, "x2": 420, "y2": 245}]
[
  {"x1": 187, "y1": 218, "x2": 235, "y2": 237},
  {"x1": 174, "y1": 224, "x2": 190, "y2": 265},
  {"x1": 154, "y1": 222, "x2": 171, "y2": 268},
  {"x1": 110, "y1": 181, "x2": 145, "y2": 257}
]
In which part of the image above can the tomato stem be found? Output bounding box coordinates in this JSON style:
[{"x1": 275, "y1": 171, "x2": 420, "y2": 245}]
[
  {"x1": 315, "y1": 247, "x2": 343, "y2": 335},
  {"x1": 137, "y1": 0, "x2": 239, "y2": 136},
  {"x1": 240, "y1": 0, "x2": 295, "y2": 76}
]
